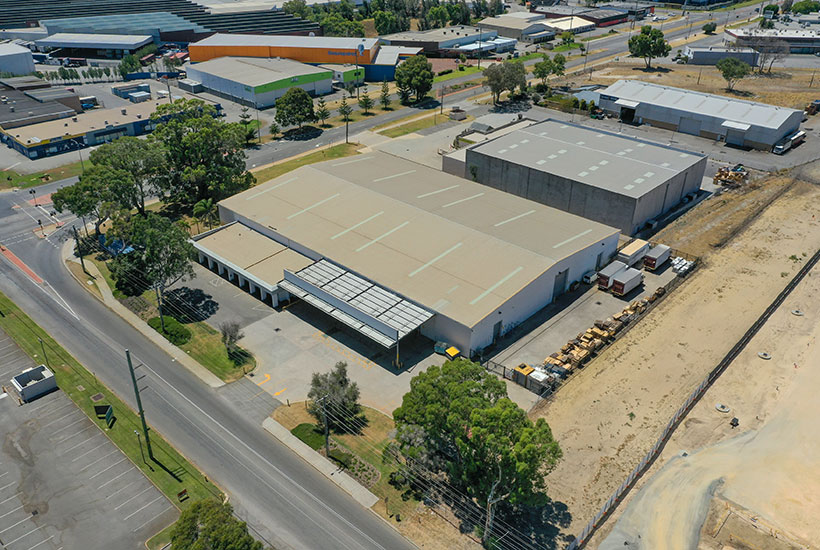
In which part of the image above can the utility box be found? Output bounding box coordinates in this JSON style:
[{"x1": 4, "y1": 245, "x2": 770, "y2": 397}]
[
  {"x1": 12, "y1": 365, "x2": 57, "y2": 403},
  {"x1": 597, "y1": 260, "x2": 627, "y2": 290},
  {"x1": 644, "y1": 244, "x2": 671, "y2": 271},
  {"x1": 611, "y1": 267, "x2": 644, "y2": 297}
]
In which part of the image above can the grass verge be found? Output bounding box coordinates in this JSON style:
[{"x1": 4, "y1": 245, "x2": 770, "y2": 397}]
[
  {"x1": 377, "y1": 113, "x2": 449, "y2": 138},
  {"x1": 434, "y1": 65, "x2": 483, "y2": 82},
  {"x1": 280, "y1": 404, "x2": 419, "y2": 523},
  {"x1": 251, "y1": 142, "x2": 361, "y2": 184},
  {"x1": 0, "y1": 159, "x2": 88, "y2": 190},
  {"x1": 0, "y1": 292, "x2": 220, "y2": 509},
  {"x1": 553, "y1": 42, "x2": 582, "y2": 52},
  {"x1": 146, "y1": 522, "x2": 176, "y2": 550}
]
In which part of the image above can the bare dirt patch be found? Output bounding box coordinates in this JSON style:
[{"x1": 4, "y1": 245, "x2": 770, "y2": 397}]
[
  {"x1": 530, "y1": 178, "x2": 820, "y2": 541},
  {"x1": 563, "y1": 62, "x2": 818, "y2": 111}
]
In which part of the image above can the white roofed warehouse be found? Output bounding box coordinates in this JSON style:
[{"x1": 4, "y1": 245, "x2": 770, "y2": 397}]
[
  {"x1": 463, "y1": 119, "x2": 707, "y2": 234},
  {"x1": 192, "y1": 152, "x2": 619, "y2": 358},
  {"x1": 184, "y1": 57, "x2": 332, "y2": 108},
  {"x1": 598, "y1": 79, "x2": 804, "y2": 151}
]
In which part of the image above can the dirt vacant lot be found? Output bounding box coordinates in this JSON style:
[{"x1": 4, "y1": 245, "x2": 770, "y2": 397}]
[
  {"x1": 530, "y1": 174, "x2": 820, "y2": 542},
  {"x1": 560, "y1": 62, "x2": 818, "y2": 111}
]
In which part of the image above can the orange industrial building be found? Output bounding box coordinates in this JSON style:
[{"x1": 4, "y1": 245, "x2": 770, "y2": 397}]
[{"x1": 188, "y1": 33, "x2": 419, "y2": 79}]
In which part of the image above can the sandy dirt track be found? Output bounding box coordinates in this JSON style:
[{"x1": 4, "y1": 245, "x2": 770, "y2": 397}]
[{"x1": 530, "y1": 178, "x2": 820, "y2": 543}]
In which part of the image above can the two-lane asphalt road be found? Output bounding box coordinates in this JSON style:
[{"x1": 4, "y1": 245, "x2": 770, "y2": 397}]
[{"x1": 0, "y1": 186, "x2": 414, "y2": 550}]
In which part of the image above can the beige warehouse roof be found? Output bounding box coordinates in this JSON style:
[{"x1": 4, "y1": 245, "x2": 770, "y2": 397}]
[{"x1": 220, "y1": 152, "x2": 618, "y2": 328}]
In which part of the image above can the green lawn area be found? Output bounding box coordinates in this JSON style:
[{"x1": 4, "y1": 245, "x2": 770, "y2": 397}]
[
  {"x1": 147, "y1": 523, "x2": 176, "y2": 550},
  {"x1": 0, "y1": 159, "x2": 88, "y2": 190},
  {"x1": 0, "y1": 292, "x2": 220, "y2": 517},
  {"x1": 377, "y1": 113, "x2": 449, "y2": 138},
  {"x1": 726, "y1": 16, "x2": 762, "y2": 28},
  {"x1": 434, "y1": 65, "x2": 483, "y2": 82},
  {"x1": 289, "y1": 407, "x2": 419, "y2": 521},
  {"x1": 251, "y1": 142, "x2": 361, "y2": 184},
  {"x1": 240, "y1": 119, "x2": 261, "y2": 131},
  {"x1": 714, "y1": 0, "x2": 763, "y2": 11},
  {"x1": 515, "y1": 51, "x2": 544, "y2": 62},
  {"x1": 179, "y1": 322, "x2": 255, "y2": 383},
  {"x1": 88, "y1": 257, "x2": 254, "y2": 382},
  {"x1": 553, "y1": 41, "x2": 582, "y2": 52}
]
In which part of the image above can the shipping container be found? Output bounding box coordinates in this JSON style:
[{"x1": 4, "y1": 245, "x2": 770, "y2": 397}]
[
  {"x1": 611, "y1": 267, "x2": 644, "y2": 296},
  {"x1": 644, "y1": 244, "x2": 671, "y2": 270},
  {"x1": 617, "y1": 239, "x2": 650, "y2": 266},
  {"x1": 597, "y1": 260, "x2": 627, "y2": 289}
]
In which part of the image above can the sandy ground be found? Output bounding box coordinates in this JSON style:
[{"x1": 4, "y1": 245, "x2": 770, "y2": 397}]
[
  {"x1": 599, "y1": 248, "x2": 820, "y2": 550},
  {"x1": 530, "y1": 176, "x2": 820, "y2": 542},
  {"x1": 560, "y1": 62, "x2": 819, "y2": 111}
]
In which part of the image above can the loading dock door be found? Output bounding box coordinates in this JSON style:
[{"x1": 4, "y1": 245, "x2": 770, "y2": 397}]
[
  {"x1": 678, "y1": 117, "x2": 702, "y2": 136},
  {"x1": 725, "y1": 129, "x2": 745, "y2": 147},
  {"x1": 620, "y1": 107, "x2": 636, "y2": 123}
]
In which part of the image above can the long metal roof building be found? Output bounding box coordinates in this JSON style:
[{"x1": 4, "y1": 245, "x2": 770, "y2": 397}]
[
  {"x1": 194, "y1": 151, "x2": 619, "y2": 356},
  {"x1": 598, "y1": 79, "x2": 803, "y2": 150}
]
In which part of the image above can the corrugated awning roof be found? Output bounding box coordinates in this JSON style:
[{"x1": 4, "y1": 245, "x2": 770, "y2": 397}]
[
  {"x1": 615, "y1": 98, "x2": 640, "y2": 108},
  {"x1": 280, "y1": 259, "x2": 434, "y2": 348}
]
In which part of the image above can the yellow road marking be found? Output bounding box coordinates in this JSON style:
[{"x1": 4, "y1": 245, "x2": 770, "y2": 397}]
[
  {"x1": 256, "y1": 373, "x2": 271, "y2": 385},
  {"x1": 274, "y1": 388, "x2": 287, "y2": 396}
]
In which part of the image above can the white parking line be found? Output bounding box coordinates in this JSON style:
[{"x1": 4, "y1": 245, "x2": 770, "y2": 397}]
[
  {"x1": 97, "y1": 468, "x2": 133, "y2": 490},
  {"x1": 44, "y1": 413, "x2": 84, "y2": 432},
  {"x1": 123, "y1": 496, "x2": 163, "y2": 521},
  {"x1": 23, "y1": 536, "x2": 54, "y2": 550},
  {"x1": 0, "y1": 505, "x2": 23, "y2": 519},
  {"x1": 71, "y1": 441, "x2": 109, "y2": 463},
  {"x1": 60, "y1": 433, "x2": 101, "y2": 455},
  {"x1": 5, "y1": 525, "x2": 44, "y2": 546},
  {"x1": 0, "y1": 482, "x2": 16, "y2": 493},
  {"x1": 0, "y1": 515, "x2": 31, "y2": 534},
  {"x1": 114, "y1": 487, "x2": 151, "y2": 510},
  {"x1": 53, "y1": 425, "x2": 92, "y2": 444},
  {"x1": 0, "y1": 493, "x2": 21, "y2": 506},
  {"x1": 26, "y1": 397, "x2": 66, "y2": 415},
  {"x1": 34, "y1": 401, "x2": 73, "y2": 418},
  {"x1": 88, "y1": 458, "x2": 127, "y2": 480},
  {"x1": 132, "y1": 505, "x2": 172, "y2": 533},
  {"x1": 78, "y1": 449, "x2": 119, "y2": 472},
  {"x1": 39, "y1": 410, "x2": 81, "y2": 430},
  {"x1": 106, "y1": 481, "x2": 136, "y2": 500}
]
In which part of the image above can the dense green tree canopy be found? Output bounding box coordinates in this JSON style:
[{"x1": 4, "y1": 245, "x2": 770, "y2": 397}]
[
  {"x1": 171, "y1": 500, "x2": 262, "y2": 550},
  {"x1": 628, "y1": 25, "x2": 671, "y2": 68},
  {"x1": 716, "y1": 57, "x2": 751, "y2": 91},
  {"x1": 52, "y1": 165, "x2": 126, "y2": 234},
  {"x1": 151, "y1": 99, "x2": 254, "y2": 206},
  {"x1": 308, "y1": 361, "x2": 361, "y2": 432},
  {"x1": 395, "y1": 55, "x2": 433, "y2": 102},
  {"x1": 89, "y1": 136, "x2": 165, "y2": 216},
  {"x1": 484, "y1": 61, "x2": 526, "y2": 103},
  {"x1": 275, "y1": 88, "x2": 317, "y2": 129}
]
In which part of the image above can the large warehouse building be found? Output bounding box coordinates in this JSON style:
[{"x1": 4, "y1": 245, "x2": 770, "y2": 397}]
[
  {"x1": 0, "y1": 43, "x2": 35, "y2": 76},
  {"x1": 34, "y1": 33, "x2": 154, "y2": 59},
  {"x1": 598, "y1": 79, "x2": 804, "y2": 150},
  {"x1": 184, "y1": 57, "x2": 332, "y2": 107},
  {"x1": 380, "y1": 27, "x2": 516, "y2": 56},
  {"x1": 477, "y1": 15, "x2": 556, "y2": 42},
  {"x1": 188, "y1": 34, "x2": 420, "y2": 80},
  {"x1": 462, "y1": 119, "x2": 707, "y2": 234},
  {"x1": 193, "y1": 151, "x2": 619, "y2": 357}
]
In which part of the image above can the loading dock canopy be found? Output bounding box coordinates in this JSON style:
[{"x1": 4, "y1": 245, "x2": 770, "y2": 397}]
[
  {"x1": 615, "y1": 98, "x2": 640, "y2": 109},
  {"x1": 279, "y1": 259, "x2": 434, "y2": 348},
  {"x1": 721, "y1": 120, "x2": 751, "y2": 131}
]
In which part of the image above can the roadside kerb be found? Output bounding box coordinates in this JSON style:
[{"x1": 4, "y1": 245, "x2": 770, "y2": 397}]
[
  {"x1": 61, "y1": 239, "x2": 224, "y2": 389},
  {"x1": 262, "y1": 417, "x2": 379, "y2": 509}
]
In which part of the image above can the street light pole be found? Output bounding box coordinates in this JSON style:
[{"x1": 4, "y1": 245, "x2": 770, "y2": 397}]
[{"x1": 38, "y1": 338, "x2": 49, "y2": 367}]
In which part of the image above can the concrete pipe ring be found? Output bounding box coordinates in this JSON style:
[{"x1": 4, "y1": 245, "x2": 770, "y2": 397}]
[{"x1": 758, "y1": 351, "x2": 772, "y2": 360}]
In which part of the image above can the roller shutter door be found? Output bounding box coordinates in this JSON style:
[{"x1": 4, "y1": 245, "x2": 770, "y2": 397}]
[
  {"x1": 725, "y1": 129, "x2": 745, "y2": 147},
  {"x1": 678, "y1": 117, "x2": 702, "y2": 136}
]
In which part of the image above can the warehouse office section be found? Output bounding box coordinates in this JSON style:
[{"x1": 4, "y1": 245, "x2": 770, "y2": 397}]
[
  {"x1": 184, "y1": 57, "x2": 333, "y2": 107},
  {"x1": 464, "y1": 119, "x2": 706, "y2": 234},
  {"x1": 195, "y1": 152, "x2": 619, "y2": 357},
  {"x1": 598, "y1": 79, "x2": 803, "y2": 150}
]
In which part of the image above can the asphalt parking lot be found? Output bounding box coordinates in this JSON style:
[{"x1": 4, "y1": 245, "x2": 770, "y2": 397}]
[{"x1": 0, "y1": 330, "x2": 177, "y2": 550}]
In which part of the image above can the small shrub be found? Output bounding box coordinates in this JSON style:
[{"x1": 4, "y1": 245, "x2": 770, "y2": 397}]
[
  {"x1": 534, "y1": 82, "x2": 548, "y2": 94},
  {"x1": 437, "y1": 68, "x2": 453, "y2": 76},
  {"x1": 579, "y1": 99, "x2": 588, "y2": 110},
  {"x1": 531, "y1": 92, "x2": 541, "y2": 104},
  {"x1": 458, "y1": 64, "x2": 465, "y2": 71},
  {"x1": 571, "y1": 97, "x2": 580, "y2": 108},
  {"x1": 148, "y1": 315, "x2": 192, "y2": 346}
]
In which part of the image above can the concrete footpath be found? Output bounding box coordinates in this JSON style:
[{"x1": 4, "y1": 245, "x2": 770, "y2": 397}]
[
  {"x1": 61, "y1": 240, "x2": 225, "y2": 389},
  {"x1": 262, "y1": 417, "x2": 379, "y2": 509}
]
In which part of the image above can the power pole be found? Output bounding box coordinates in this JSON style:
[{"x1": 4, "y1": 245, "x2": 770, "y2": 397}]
[
  {"x1": 38, "y1": 338, "x2": 49, "y2": 367},
  {"x1": 73, "y1": 225, "x2": 88, "y2": 275},
  {"x1": 320, "y1": 396, "x2": 330, "y2": 457},
  {"x1": 126, "y1": 349, "x2": 154, "y2": 461}
]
